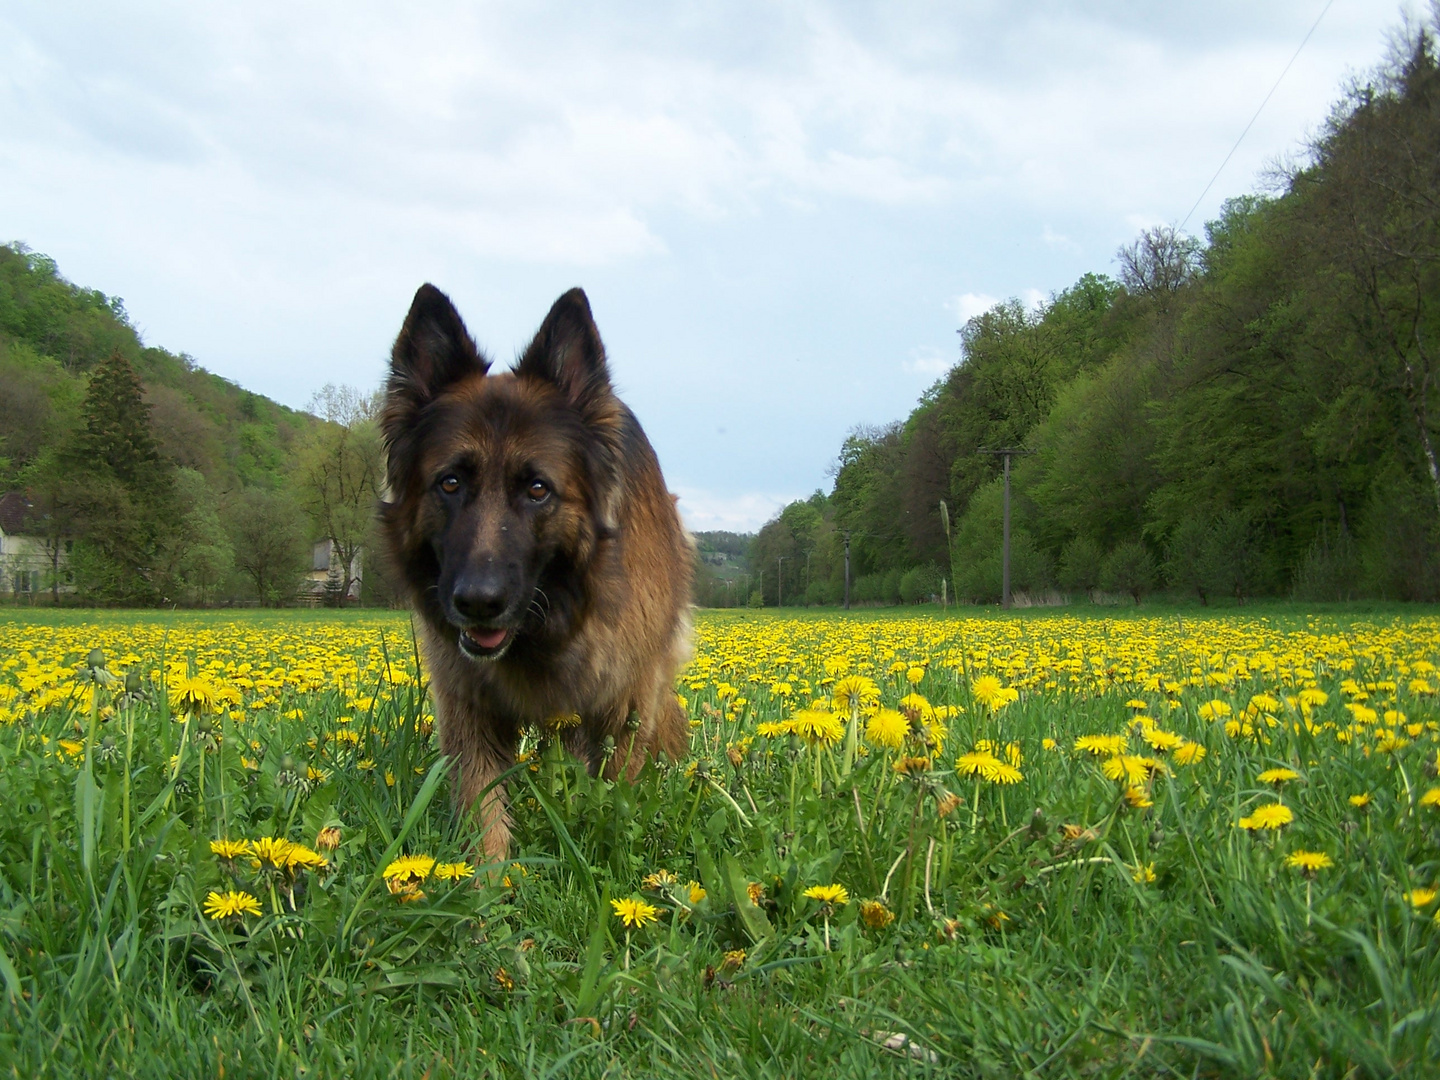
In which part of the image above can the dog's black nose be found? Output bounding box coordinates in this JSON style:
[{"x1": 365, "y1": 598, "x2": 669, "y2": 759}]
[{"x1": 452, "y1": 571, "x2": 509, "y2": 622}]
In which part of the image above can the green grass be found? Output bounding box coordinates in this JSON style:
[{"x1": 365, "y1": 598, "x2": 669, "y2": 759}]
[{"x1": 0, "y1": 607, "x2": 1437, "y2": 1077}]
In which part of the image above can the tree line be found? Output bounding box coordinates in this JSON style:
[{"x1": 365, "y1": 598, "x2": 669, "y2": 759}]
[
  {"x1": 725, "y1": 21, "x2": 1440, "y2": 607},
  {"x1": 0, "y1": 246, "x2": 393, "y2": 606}
]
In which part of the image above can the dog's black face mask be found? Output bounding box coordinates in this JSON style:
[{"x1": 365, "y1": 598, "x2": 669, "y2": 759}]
[{"x1": 380, "y1": 284, "x2": 627, "y2": 663}]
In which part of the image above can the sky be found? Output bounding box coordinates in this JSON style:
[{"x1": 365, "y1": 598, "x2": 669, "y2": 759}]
[{"x1": 0, "y1": 1, "x2": 1406, "y2": 531}]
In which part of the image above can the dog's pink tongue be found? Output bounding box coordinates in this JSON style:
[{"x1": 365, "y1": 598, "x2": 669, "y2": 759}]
[{"x1": 467, "y1": 627, "x2": 508, "y2": 650}]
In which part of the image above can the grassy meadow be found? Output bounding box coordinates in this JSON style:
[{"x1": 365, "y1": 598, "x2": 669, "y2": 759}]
[{"x1": 0, "y1": 605, "x2": 1438, "y2": 1077}]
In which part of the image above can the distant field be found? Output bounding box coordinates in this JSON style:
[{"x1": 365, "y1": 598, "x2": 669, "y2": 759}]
[{"x1": 1, "y1": 607, "x2": 1438, "y2": 1077}]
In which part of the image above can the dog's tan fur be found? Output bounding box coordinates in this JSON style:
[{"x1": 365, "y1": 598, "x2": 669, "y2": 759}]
[{"x1": 379, "y1": 285, "x2": 692, "y2": 861}]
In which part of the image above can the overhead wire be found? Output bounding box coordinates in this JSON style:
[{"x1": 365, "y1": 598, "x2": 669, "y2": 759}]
[{"x1": 1178, "y1": 0, "x2": 1336, "y2": 232}]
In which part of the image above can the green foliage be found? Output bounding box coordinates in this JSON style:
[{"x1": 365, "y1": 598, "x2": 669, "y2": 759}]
[
  {"x1": 814, "y1": 21, "x2": 1440, "y2": 604},
  {"x1": 5, "y1": 606, "x2": 1440, "y2": 1076},
  {"x1": 1099, "y1": 541, "x2": 1158, "y2": 604}
]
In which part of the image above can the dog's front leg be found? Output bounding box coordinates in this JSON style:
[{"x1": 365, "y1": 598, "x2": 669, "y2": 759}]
[{"x1": 447, "y1": 732, "x2": 514, "y2": 866}]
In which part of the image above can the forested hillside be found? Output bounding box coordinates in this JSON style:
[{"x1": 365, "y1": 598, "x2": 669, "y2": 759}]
[
  {"x1": 750, "y1": 24, "x2": 1440, "y2": 605},
  {"x1": 0, "y1": 244, "x2": 395, "y2": 606}
]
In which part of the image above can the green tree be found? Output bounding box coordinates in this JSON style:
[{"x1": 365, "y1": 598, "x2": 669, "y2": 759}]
[
  {"x1": 225, "y1": 487, "x2": 309, "y2": 605},
  {"x1": 294, "y1": 386, "x2": 385, "y2": 605}
]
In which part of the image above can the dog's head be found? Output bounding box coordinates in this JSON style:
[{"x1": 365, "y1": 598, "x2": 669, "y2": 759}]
[{"x1": 380, "y1": 285, "x2": 628, "y2": 661}]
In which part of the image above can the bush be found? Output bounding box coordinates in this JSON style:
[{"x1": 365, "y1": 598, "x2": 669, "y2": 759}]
[
  {"x1": 1100, "y1": 541, "x2": 1157, "y2": 604},
  {"x1": 899, "y1": 563, "x2": 943, "y2": 604},
  {"x1": 1292, "y1": 526, "x2": 1360, "y2": 602},
  {"x1": 747, "y1": 590, "x2": 763, "y2": 608},
  {"x1": 1058, "y1": 536, "x2": 1104, "y2": 595}
]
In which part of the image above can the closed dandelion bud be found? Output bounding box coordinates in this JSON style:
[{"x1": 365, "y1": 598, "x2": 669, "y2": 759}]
[
  {"x1": 1028, "y1": 807, "x2": 1048, "y2": 839},
  {"x1": 1149, "y1": 825, "x2": 1166, "y2": 849},
  {"x1": 87, "y1": 648, "x2": 106, "y2": 671},
  {"x1": 625, "y1": 710, "x2": 642, "y2": 732},
  {"x1": 601, "y1": 735, "x2": 616, "y2": 756},
  {"x1": 276, "y1": 754, "x2": 301, "y2": 788},
  {"x1": 125, "y1": 670, "x2": 142, "y2": 694},
  {"x1": 694, "y1": 760, "x2": 710, "y2": 783},
  {"x1": 96, "y1": 735, "x2": 122, "y2": 765}
]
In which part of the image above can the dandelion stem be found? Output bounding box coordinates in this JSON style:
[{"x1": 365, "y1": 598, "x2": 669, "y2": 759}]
[
  {"x1": 880, "y1": 850, "x2": 907, "y2": 903},
  {"x1": 924, "y1": 836, "x2": 936, "y2": 916}
]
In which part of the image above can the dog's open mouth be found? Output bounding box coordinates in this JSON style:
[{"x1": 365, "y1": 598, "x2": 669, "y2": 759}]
[{"x1": 458, "y1": 626, "x2": 512, "y2": 660}]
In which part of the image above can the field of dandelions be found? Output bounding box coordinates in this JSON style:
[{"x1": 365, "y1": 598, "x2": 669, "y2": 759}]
[{"x1": 1, "y1": 605, "x2": 1439, "y2": 1077}]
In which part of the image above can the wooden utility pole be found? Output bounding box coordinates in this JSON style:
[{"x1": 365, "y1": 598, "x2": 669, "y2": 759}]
[
  {"x1": 777, "y1": 556, "x2": 787, "y2": 608},
  {"x1": 843, "y1": 532, "x2": 851, "y2": 610},
  {"x1": 977, "y1": 448, "x2": 1035, "y2": 609}
]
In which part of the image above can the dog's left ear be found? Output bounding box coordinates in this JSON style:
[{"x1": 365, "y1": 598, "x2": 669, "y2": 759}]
[
  {"x1": 514, "y1": 288, "x2": 611, "y2": 406},
  {"x1": 516, "y1": 289, "x2": 626, "y2": 531}
]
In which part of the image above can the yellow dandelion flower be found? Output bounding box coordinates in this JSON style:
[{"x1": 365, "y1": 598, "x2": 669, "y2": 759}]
[
  {"x1": 1198, "y1": 700, "x2": 1232, "y2": 721},
  {"x1": 746, "y1": 881, "x2": 766, "y2": 906},
  {"x1": 210, "y1": 838, "x2": 251, "y2": 861},
  {"x1": 611, "y1": 897, "x2": 660, "y2": 928},
  {"x1": 859, "y1": 899, "x2": 895, "y2": 928},
  {"x1": 434, "y1": 862, "x2": 475, "y2": 882},
  {"x1": 687, "y1": 881, "x2": 707, "y2": 904},
  {"x1": 1404, "y1": 888, "x2": 1438, "y2": 909},
  {"x1": 203, "y1": 890, "x2": 262, "y2": 920},
  {"x1": 831, "y1": 675, "x2": 880, "y2": 712},
  {"x1": 1173, "y1": 742, "x2": 1207, "y2": 765},
  {"x1": 1418, "y1": 787, "x2": 1440, "y2": 808},
  {"x1": 803, "y1": 884, "x2": 849, "y2": 906},
  {"x1": 1131, "y1": 863, "x2": 1156, "y2": 884},
  {"x1": 719, "y1": 949, "x2": 746, "y2": 972},
  {"x1": 1123, "y1": 786, "x2": 1153, "y2": 808},
  {"x1": 1257, "y1": 767, "x2": 1299, "y2": 785},
  {"x1": 1142, "y1": 728, "x2": 1184, "y2": 753},
  {"x1": 956, "y1": 750, "x2": 999, "y2": 777},
  {"x1": 1074, "y1": 734, "x2": 1127, "y2": 757},
  {"x1": 1237, "y1": 803, "x2": 1294, "y2": 830},
  {"x1": 905, "y1": 666, "x2": 926, "y2": 685},
  {"x1": 383, "y1": 854, "x2": 435, "y2": 883},
  {"x1": 865, "y1": 709, "x2": 909, "y2": 751},
  {"x1": 1285, "y1": 850, "x2": 1332, "y2": 873},
  {"x1": 1349, "y1": 792, "x2": 1372, "y2": 808},
  {"x1": 641, "y1": 869, "x2": 678, "y2": 890},
  {"x1": 787, "y1": 709, "x2": 844, "y2": 746}
]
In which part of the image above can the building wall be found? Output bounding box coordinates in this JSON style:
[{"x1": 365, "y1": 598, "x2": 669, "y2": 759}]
[{"x1": 0, "y1": 531, "x2": 67, "y2": 596}]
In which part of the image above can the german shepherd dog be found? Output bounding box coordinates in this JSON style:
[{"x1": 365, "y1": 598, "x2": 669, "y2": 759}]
[{"x1": 379, "y1": 285, "x2": 692, "y2": 861}]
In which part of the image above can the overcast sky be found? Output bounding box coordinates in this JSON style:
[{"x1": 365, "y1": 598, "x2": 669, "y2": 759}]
[{"x1": 1, "y1": 1, "x2": 1404, "y2": 530}]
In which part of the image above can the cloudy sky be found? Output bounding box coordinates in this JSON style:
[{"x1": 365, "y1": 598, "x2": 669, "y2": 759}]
[{"x1": 1, "y1": 1, "x2": 1403, "y2": 530}]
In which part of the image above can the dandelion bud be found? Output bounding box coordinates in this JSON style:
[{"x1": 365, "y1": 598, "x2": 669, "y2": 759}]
[
  {"x1": 315, "y1": 826, "x2": 341, "y2": 852},
  {"x1": 1028, "y1": 807, "x2": 1048, "y2": 839},
  {"x1": 624, "y1": 710, "x2": 642, "y2": 732},
  {"x1": 87, "y1": 648, "x2": 106, "y2": 671},
  {"x1": 601, "y1": 735, "x2": 616, "y2": 756},
  {"x1": 276, "y1": 754, "x2": 301, "y2": 788},
  {"x1": 935, "y1": 790, "x2": 961, "y2": 818},
  {"x1": 726, "y1": 745, "x2": 744, "y2": 770},
  {"x1": 125, "y1": 670, "x2": 142, "y2": 694}
]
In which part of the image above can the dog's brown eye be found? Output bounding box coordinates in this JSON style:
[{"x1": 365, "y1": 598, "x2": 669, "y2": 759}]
[
  {"x1": 439, "y1": 474, "x2": 461, "y2": 494},
  {"x1": 527, "y1": 480, "x2": 550, "y2": 502}
]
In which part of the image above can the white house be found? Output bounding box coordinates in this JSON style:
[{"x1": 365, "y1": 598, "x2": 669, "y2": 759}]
[
  {"x1": 0, "y1": 492, "x2": 71, "y2": 598},
  {"x1": 302, "y1": 538, "x2": 362, "y2": 603}
]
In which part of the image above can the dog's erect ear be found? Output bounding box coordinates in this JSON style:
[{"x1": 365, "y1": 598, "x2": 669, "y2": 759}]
[
  {"x1": 516, "y1": 288, "x2": 626, "y2": 532},
  {"x1": 514, "y1": 288, "x2": 611, "y2": 407},
  {"x1": 388, "y1": 284, "x2": 488, "y2": 407}
]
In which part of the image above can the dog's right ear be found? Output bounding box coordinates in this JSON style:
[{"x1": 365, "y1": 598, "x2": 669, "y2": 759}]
[{"x1": 387, "y1": 284, "x2": 489, "y2": 411}]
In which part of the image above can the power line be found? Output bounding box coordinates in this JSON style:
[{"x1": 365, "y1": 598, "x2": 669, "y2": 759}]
[{"x1": 1178, "y1": 0, "x2": 1335, "y2": 232}]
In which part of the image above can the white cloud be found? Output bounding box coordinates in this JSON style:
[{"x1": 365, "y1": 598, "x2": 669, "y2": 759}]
[
  {"x1": 674, "y1": 488, "x2": 794, "y2": 534},
  {"x1": 1042, "y1": 225, "x2": 1080, "y2": 253},
  {"x1": 949, "y1": 292, "x2": 1000, "y2": 325},
  {"x1": 1021, "y1": 288, "x2": 1047, "y2": 313},
  {"x1": 903, "y1": 346, "x2": 950, "y2": 377}
]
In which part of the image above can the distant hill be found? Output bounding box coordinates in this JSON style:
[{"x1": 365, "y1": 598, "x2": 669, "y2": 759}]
[{"x1": 0, "y1": 243, "x2": 318, "y2": 493}]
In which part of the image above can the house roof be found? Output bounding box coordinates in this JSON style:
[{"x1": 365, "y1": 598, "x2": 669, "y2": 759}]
[{"x1": 0, "y1": 492, "x2": 33, "y2": 535}]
